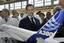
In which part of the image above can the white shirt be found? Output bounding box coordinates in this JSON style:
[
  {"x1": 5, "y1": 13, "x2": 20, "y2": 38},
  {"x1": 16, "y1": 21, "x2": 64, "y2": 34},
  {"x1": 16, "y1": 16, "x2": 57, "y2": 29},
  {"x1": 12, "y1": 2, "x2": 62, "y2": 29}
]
[
  {"x1": 7, "y1": 18, "x2": 19, "y2": 27},
  {"x1": 19, "y1": 14, "x2": 28, "y2": 21},
  {"x1": 0, "y1": 17, "x2": 19, "y2": 27},
  {"x1": 34, "y1": 14, "x2": 42, "y2": 24},
  {"x1": 0, "y1": 17, "x2": 19, "y2": 43},
  {"x1": 0, "y1": 17, "x2": 2, "y2": 23},
  {"x1": 21, "y1": 13, "x2": 42, "y2": 24}
]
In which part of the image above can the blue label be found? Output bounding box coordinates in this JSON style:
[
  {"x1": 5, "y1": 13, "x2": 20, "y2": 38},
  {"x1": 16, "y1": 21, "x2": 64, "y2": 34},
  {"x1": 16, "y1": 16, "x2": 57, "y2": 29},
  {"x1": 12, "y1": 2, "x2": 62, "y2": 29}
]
[{"x1": 27, "y1": 10, "x2": 64, "y2": 43}]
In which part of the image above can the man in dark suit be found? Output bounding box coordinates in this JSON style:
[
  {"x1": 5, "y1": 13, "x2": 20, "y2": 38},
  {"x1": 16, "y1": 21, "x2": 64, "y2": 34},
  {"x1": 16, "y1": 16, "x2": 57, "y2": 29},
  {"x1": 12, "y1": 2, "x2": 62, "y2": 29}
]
[{"x1": 19, "y1": 4, "x2": 41, "y2": 31}]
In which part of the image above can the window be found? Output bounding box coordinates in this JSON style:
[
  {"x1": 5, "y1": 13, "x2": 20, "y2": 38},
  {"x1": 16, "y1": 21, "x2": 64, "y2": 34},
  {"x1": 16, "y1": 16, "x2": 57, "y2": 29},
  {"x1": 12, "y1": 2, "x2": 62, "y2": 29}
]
[
  {"x1": 45, "y1": 0, "x2": 51, "y2": 6},
  {"x1": 15, "y1": 2, "x2": 21, "y2": 9},
  {"x1": 28, "y1": 0, "x2": 34, "y2": 5},
  {"x1": 10, "y1": 3, "x2": 14, "y2": 10},
  {"x1": 0, "y1": 5, "x2": 4, "y2": 10},
  {"x1": 5, "y1": 4, "x2": 9, "y2": 10},
  {"x1": 22, "y1": 1, "x2": 27, "y2": 8},
  {"x1": 34, "y1": 0, "x2": 43, "y2": 7},
  {"x1": 45, "y1": 2, "x2": 51, "y2": 6},
  {"x1": 54, "y1": 0, "x2": 59, "y2": 5},
  {"x1": 45, "y1": 0, "x2": 51, "y2": 2}
]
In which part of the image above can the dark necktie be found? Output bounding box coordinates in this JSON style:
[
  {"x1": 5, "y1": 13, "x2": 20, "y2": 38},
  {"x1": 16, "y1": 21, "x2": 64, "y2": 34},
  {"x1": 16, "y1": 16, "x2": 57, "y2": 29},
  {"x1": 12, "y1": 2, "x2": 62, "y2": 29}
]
[
  {"x1": 5, "y1": 18, "x2": 8, "y2": 22},
  {"x1": 31, "y1": 17, "x2": 35, "y2": 24},
  {"x1": 30, "y1": 17, "x2": 36, "y2": 31},
  {"x1": 31, "y1": 17, "x2": 40, "y2": 31}
]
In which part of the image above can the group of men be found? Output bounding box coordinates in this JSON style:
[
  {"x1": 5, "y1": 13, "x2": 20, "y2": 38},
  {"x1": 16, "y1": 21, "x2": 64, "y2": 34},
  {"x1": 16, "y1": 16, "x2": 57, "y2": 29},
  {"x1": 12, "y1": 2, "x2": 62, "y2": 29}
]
[{"x1": 0, "y1": 0, "x2": 64, "y2": 43}]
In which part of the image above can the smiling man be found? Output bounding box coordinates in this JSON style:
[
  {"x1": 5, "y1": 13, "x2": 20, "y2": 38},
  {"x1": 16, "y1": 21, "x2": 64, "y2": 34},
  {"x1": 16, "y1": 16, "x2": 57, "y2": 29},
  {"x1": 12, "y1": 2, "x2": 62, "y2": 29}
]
[{"x1": 19, "y1": 4, "x2": 41, "y2": 31}]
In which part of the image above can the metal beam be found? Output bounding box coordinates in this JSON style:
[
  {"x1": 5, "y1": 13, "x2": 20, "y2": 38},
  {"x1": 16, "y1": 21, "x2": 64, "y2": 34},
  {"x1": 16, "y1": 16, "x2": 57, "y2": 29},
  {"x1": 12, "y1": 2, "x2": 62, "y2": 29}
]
[{"x1": 0, "y1": 0, "x2": 28, "y2": 5}]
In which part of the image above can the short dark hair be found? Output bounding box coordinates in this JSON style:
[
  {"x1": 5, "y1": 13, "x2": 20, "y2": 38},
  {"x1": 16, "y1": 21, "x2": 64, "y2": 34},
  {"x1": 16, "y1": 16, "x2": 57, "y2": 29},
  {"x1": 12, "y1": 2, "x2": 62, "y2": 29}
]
[
  {"x1": 40, "y1": 13, "x2": 45, "y2": 17},
  {"x1": 53, "y1": 7, "x2": 62, "y2": 14},
  {"x1": 26, "y1": 4, "x2": 34, "y2": 10},
  {"x1": 0, "y1": 11, "x2": 2, "y2": 13},
  {"x1": 12, "y1": 10, "x2": 18, "y2": 15},
  {"x1": 2, "y1": 9, "x2": 9, "y2": 12},
  {"x1": 36, "y1": 11, "x2": 41, "y2": 14},
  {"x1": 2, "y1": 9, "x2": 10, "y2": 15},
  {"x1": 46, "y1": 12, "x2": 51, "y2": 15},
  {"x1": 41, "y1": 13, "x2": 45, "y2": 16}
]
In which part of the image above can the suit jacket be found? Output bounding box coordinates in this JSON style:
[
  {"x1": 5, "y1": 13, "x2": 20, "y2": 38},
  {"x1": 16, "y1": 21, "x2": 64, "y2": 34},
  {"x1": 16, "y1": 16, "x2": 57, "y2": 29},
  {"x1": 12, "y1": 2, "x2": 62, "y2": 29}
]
[{"x1": 19, "y1": 16, "x2": 41, "y2": 31}]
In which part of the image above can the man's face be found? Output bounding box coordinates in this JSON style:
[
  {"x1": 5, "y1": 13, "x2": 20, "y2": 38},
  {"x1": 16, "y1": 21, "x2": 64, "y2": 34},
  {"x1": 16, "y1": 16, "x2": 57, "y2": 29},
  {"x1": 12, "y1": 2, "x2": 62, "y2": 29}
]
[
  {"x1": 46, "y1": 14, "x2": 51, "y2": 19},
  {"x1": 13, "y1": 11, "x2": 19, "y2": 17},
  {"x1": 26, "y1": 6, "x2": 34, "y2": 16},
  {"x1": 2, "y1": 11, "x2": 9, "y2": 18},
  {"x1": 0, "y1": 12, "x2": 2, "y2": 16},
  {"x1": 59, "y1": 0, "x2": 64, "y2": 8}
]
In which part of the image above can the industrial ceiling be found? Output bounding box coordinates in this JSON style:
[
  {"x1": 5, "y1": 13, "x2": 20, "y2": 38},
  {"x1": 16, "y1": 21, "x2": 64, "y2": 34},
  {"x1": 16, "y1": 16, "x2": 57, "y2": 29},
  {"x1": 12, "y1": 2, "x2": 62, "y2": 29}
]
[{"x1": 0, "y1": 0, "x2": 27, "y2": 4}]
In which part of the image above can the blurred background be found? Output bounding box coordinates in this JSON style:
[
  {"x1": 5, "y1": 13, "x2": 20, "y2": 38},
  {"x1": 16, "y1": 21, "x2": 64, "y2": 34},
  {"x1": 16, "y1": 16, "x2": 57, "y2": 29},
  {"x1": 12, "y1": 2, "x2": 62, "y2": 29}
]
[{"x1": 0, "y1": 0, "x2": 59, "y2": 15}]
